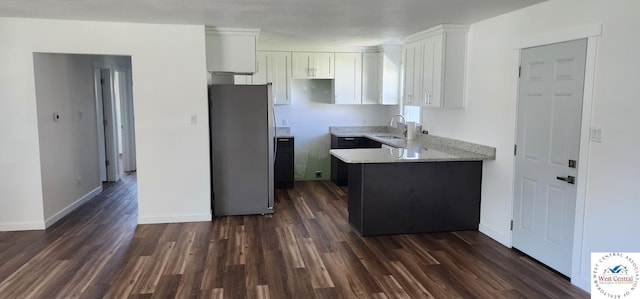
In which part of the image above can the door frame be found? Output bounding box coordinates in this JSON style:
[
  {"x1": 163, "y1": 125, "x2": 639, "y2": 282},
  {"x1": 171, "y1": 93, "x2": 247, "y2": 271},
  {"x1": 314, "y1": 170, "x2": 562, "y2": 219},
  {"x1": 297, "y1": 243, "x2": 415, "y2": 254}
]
[
  {"x1": 511, "y1": 24, "x2": 601, "y2": 288},
  {"x1": 114, "y1": 66, "x2": 136, "y2": 172},
  {"x1": 93, "y1": 62, "x2": 120, "y2": 182}
]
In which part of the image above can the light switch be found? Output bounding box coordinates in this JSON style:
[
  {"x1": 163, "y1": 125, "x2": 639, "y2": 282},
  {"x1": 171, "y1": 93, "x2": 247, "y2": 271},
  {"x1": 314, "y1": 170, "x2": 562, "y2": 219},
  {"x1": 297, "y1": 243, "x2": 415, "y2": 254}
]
[
  {"x1": 190, "y1": 114, "x2": 198, "y2": 125},
  {"x1": 590, "y1": 127, "x2": 603, "y2": 142}
]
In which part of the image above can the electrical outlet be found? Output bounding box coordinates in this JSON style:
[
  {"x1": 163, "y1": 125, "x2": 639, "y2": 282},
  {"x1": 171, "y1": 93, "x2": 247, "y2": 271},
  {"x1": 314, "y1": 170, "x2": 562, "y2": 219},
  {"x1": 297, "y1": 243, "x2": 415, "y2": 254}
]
[{"x1": 315, "y1": 171, "x2": 322, "y2": 178}]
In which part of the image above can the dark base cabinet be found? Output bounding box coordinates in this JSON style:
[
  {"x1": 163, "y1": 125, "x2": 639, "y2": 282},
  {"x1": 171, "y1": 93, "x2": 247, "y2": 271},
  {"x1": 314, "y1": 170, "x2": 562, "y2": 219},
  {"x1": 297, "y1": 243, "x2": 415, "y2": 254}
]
[
  {"x1": 330, "y1": 135, "x2": 382, "y2": 186},
  {"x1": 348, "y1": 161, "x2": 482, "y2": 236},
  {"x1": 275, "y1": 137, "x2": 294, "y2": 189}
]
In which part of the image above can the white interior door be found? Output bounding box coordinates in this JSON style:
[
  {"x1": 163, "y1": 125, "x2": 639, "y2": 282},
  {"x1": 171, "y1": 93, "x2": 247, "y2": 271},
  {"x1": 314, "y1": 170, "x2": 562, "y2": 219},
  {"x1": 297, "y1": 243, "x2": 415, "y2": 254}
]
[{"x1": 513, "y1": 38, "x2": 587, "y2": 277}]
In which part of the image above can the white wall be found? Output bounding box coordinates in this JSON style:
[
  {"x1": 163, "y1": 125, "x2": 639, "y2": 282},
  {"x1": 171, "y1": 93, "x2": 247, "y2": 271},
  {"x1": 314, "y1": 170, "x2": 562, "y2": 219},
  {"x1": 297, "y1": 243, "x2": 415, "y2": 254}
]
[
  {"x1": 0, "y1": 18, "x2": 211, "y2": 230},
  {"x1": 275, "y1": 79, "x2": 398, "y2": 180},
  {"x1": 33, "y1": 53, "x2": 103, "y2": 225},
  {"x1": 421, "y1": 0, "x2": 640, "y2": 291}
]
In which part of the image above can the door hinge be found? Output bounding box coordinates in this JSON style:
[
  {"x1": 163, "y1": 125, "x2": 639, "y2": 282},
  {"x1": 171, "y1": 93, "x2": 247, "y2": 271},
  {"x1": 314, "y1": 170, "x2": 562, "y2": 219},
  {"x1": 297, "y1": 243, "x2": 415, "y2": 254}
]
[
  {"x1": 514, "y1": 144, "x2": 517, "y2": 156},
  {"x1": 100, "y1": 78, "x2": 105, "y2": 84},
  {"x1": 106, "y1": 160, "x2": 110, "y2": 166},
  {"x1": 518, "y1": 66, "x2": 521, "y2": 78},
  {"x1": 510, "y1": 220, "x2": 514, "y2": 230}
]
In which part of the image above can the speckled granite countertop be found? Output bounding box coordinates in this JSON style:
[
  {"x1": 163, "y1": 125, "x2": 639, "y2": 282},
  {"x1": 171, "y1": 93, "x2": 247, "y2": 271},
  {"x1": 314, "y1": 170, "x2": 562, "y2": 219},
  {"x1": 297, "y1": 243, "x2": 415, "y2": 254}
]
[{"x1": 329, "y1": 126, "x2": 496, "y2": 163}]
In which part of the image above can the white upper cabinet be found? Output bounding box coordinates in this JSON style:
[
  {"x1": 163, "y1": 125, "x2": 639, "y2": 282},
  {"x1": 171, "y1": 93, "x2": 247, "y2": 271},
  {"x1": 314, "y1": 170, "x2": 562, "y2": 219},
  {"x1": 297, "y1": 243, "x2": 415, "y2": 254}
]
[
  {"x1": 333, "y1": 52, "x2": 363, "y2": 104},
  {"x1": 362, "y1": 52, "x2": 380, "y2": 105},
  {"x1": 379, "y1": 45, "x2": 402, "y2": 105},
  {"x1": 237, "y1": 51, "x2": 291, "y2": 105},
  {"x1": 271, "y1": 52, "x2": 292, "y2": 105},
  {"x1": 403, "y1": 41, "x2": 422, "y2": 106},
  {"x1": 252, "y1": 51, "x2": 270, "y2": 84},
  {"x1": 233, "y1": 75, "x2": 253, "y2": 85},
  {"x1": 313, "y1": 52, "x2": 335, "y2": 79},
  {"x1": 420, "y1": 35, "x2": 443, "y2": 107},
  {"x1": 292, "y1": 52, "x2": 335, "y2": 79},
  {"x1": 403, "y1": 25, "x2": 468, "y2": 108},
  {"x1": 205, "y1": 27, "x2": 260, "y2": 74}
]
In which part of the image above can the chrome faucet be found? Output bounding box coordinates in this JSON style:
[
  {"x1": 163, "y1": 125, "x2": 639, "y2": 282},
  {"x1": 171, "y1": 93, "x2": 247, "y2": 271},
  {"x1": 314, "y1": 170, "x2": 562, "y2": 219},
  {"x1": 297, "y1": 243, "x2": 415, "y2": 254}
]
[
  {"x1": 389, "y1": 114, "x2": 406, "y2": 128},
  {"x1": 389, "y1": 114, "x2": 407, "y2": 137}
]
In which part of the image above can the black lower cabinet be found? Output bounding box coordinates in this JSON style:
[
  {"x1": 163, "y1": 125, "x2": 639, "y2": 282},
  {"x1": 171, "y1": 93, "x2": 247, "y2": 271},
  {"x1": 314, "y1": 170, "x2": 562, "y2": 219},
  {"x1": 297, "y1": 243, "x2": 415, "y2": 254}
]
[
  {"x1": 275, "y1": 137, "x2": 294, "y2": 189},
  {"x1": 348, "y1": 161, "x2": 483, "y2": 236},
  {"x1": 330, "y1": 135, "x2": 382, "y2": 186}
]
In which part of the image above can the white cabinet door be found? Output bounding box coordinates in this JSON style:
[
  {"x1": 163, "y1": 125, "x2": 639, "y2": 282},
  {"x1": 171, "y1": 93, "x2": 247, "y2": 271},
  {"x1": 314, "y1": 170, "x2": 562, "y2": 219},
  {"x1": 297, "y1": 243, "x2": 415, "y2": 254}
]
[
  {"x1": 292, "y1": 52, "x2": 313, "y2": 79},
  {"x1": 379, "y1": 46, "x2": 402, "y2": 105},
  {"x1": 313, "y1": 52, "x2": 335, "y2": 79},
  {"x1": 292, "y1": 52, "x2": 335, "y2": 79},
  {"x1": 205, "y1": 29, "x2": 259, "y2": 73},
  {"x1": 272, "y1": 52, "x2": 292, "y2": 105},
  {"x1": 233, "y1": 75, "x2": 253, "y2": 85},
  {"x1": 362, "y1": 52, "x2": 380, "y2": 105},
  {"x1": 403, "y1": 26, "x2": 467, "y2": 108},
  {"x1": 333, "y1": 53, "x2": 362, "y2": 104},
  {"x1": 403, "y1": 41, "x2": 422, "y2": 106},
  {"x1": 421, "y1": 35, "x2": 444, "y2": 107},
  {"x1": 252, "y1": 51, "x2": 270, "y2": 85}
]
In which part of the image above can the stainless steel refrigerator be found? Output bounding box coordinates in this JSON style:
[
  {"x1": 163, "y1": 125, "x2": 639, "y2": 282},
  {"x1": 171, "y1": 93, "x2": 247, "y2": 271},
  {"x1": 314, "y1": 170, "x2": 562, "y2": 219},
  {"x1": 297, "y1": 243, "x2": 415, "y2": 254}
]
[{"x1": 209, "y1": 84, "x2": 274, "y2": 216}]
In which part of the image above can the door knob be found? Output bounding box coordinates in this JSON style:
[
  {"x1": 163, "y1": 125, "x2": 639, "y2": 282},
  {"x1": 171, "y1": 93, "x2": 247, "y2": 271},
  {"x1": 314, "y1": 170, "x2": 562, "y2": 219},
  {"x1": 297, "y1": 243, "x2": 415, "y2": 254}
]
[{"x1": 556, "y1": 175, "x2": 575, "y2": 184}]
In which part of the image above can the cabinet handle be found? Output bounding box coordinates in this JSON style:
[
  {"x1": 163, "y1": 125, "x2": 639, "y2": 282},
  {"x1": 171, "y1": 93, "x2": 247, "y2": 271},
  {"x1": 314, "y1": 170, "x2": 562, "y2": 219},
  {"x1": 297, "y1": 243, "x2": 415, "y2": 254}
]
[
  {"x1": 344, "y1": 138, "x2": 356, "y2": 141},
  {"x1": 424, "y1": 93, "x2": 432, "y2": 105},
  {"x1": 278, "y1": 138, "x2": 290, "y2": 142}
]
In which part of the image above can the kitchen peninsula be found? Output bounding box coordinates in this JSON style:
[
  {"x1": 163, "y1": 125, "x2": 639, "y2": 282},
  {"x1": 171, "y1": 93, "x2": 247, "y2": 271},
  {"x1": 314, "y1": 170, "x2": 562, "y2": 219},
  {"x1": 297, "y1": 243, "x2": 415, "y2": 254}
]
[{"x1": 330, "y1": 126, "x2": 495, "y2": 236}]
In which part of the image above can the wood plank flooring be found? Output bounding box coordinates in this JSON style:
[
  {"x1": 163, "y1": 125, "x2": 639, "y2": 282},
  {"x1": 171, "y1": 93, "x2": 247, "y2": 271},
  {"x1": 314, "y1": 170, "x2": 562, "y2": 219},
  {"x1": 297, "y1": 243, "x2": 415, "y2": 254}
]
[{"x1": 0, "y1": 171, "x2": 589, "y2": 298}]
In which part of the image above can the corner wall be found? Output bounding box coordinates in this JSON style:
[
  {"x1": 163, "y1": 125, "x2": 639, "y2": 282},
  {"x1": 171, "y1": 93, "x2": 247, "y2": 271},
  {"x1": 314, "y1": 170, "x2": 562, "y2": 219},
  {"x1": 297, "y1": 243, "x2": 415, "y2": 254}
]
[
  {"x1": 0, "y1": 18, "x2": 211, "y2": 230},
  {"x1": 421, "y1": 0, "x2": 640, "y2": 291},
  {"x1": 274, "y1": 79, "x2": 398, "y2": 180},
  {"x1": 33, "y1": 53, "x2": 103, "y2": 225}
]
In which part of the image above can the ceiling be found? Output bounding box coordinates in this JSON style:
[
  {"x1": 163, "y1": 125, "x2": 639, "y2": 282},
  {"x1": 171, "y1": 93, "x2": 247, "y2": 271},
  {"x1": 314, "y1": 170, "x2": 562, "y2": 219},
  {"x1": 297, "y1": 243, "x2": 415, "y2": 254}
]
[{"x1": 0, "y1": 0, "x2": 546, "y2": 47}]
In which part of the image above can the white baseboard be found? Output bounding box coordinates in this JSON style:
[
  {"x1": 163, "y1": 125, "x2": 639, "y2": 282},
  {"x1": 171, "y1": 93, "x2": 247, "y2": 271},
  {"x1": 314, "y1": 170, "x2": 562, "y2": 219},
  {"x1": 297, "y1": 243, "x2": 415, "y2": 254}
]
[
  {"x1": 45, "y1": 186, "x2": 103, "y2": 228},
  {"x1": 138, "y1": 213, "x2": 212, "y2": 224},
  {"x1": 572, "y1": 277, "x2": 590, "y2": 293},
  {"x1": 0, "y1": 221, "x2": 46, "y2": 231},
  {"x1": 479, "y1": 223, "x2": 512, "y2": 247}
]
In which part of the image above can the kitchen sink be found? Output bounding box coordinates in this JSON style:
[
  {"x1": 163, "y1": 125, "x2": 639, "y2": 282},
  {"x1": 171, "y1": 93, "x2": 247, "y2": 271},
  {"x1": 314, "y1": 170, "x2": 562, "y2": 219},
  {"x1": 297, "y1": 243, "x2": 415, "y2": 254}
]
[{"x1": 374, "y1": 135, "x2": 404, "y2": 140}]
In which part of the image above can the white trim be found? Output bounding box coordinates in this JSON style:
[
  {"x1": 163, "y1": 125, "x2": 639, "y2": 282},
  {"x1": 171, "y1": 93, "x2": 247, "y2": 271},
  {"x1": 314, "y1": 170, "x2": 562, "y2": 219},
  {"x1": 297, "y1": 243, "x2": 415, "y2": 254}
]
[
  {"x1": 45, "y1": 186, "x2": 103, "y2": 228},
  {"x1": 513, "y1": 24, "x2": 603, "y2": 49},
  {"x1": 404, "y1": 24, "x2": 470, "y2": 43},
  {"x1": 0, "y1": 221, "x2": 46, "y2": 231},
  {"x1": 138, "y1": 213, "x2": 212, "y2": 224},
  {"x1": 570, "y1": 35, "x2": 600, "y2": 293},
  {"x1": 257, "y1": 46, "x2": 379, "y2": 53},
  {"x1": 479, "y1": 223, "x2": 512, "y2": 247},
  {"x1": 205, "y1": 27, "x2": 261, "y2": 36}
]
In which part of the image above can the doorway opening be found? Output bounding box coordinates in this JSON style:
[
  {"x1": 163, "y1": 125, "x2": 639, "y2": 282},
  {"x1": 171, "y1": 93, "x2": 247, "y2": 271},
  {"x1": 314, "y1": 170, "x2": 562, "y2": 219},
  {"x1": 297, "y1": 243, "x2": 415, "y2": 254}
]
[
  {"x1": 33, "y1": 53, "x2": 137, "y2": 228},
  {"x1": 94, "y1": 57, "x2": 136, "y2": 182}
]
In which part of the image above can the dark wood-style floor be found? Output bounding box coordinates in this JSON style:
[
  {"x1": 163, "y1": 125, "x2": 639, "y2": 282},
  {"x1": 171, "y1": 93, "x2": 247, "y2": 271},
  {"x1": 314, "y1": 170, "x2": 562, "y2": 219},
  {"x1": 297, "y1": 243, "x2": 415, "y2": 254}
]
[{"x1": 0, "y1": 172, "x2": 589, "y2": 298}]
